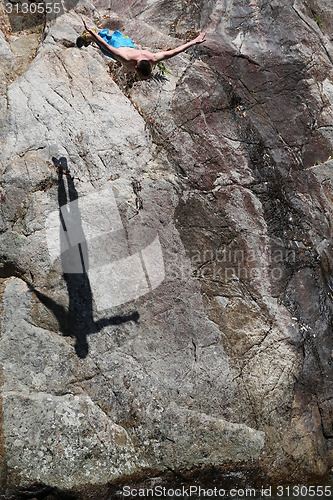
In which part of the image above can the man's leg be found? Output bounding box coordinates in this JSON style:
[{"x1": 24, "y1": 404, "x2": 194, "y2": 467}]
[
  {"x1": 84, "y1": 33, "x2": 95, "y2": 42},
  {"x1": 76, "y1": 30, "x2": 95, "y2": 48}
]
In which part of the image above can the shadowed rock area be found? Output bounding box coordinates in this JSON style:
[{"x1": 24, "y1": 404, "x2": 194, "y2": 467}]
[{"x1": 0, "y1": 0, "x2": 333, "y2": 497}]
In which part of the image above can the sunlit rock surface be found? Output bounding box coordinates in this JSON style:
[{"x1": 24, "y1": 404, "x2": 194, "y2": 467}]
[{"x1": 0, "y1": 0, "x2": 333, "y2": 496}]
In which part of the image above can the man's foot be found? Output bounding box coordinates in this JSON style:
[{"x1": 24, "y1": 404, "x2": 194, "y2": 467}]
[{"x1": 76, "y1": 29, "x2": 91, "y2": 48}]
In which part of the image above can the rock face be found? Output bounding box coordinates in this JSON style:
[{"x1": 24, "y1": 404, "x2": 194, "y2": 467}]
[{"x1": 0, "y1": 0, "x2": 333, "y2": 496}]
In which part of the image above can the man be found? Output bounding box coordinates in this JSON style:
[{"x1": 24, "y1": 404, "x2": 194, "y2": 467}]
[{"x1": 77, "y1": 17, "x2": 206, "y2": 80}]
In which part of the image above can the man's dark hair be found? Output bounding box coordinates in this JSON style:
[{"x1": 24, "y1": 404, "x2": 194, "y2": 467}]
[{"x1": 137, "y1": 60, "x2": 152, "y2": 78}]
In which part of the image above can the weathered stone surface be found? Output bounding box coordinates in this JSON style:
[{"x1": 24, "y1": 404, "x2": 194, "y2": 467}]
[{"x1": 0, "y1": 0, "x2": 333, "y2": 496}]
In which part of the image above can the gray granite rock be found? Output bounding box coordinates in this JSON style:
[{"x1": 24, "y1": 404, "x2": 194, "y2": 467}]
[{"x1": 0, "y1": 0, "x2": 333, "y2": 496}]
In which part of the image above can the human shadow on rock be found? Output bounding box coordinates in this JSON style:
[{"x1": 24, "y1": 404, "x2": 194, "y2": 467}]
[{"x1": 29, "y1": 157, "x2": 139, "y2": 359}]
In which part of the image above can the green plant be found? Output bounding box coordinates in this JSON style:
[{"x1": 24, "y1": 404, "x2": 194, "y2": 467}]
[
  {"x1": 314, "y1": 16, "x2": 323, "y2": 27},
  {"x1": 155, "y1": 61, "x2": 171, "y2": 76}
]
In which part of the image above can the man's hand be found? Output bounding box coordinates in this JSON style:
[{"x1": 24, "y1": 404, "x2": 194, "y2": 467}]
[
  {"x1": 194, "y1": 31, "x2": 206, "y2": 44},
  {"x1": 81, "y1": 16, "x2": 92, "y2": 33}
]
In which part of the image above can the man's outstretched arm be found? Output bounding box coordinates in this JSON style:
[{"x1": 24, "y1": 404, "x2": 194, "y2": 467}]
[
  {"x1": 152, "y1": 31, "x2": 206, "y2": 63},
  {"x1": 81, "y1": 17, "x2": 127, "y2": 62}
]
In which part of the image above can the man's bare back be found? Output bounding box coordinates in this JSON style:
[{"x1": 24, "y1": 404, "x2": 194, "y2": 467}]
[{"x1": 80, "y1": 18, "x2": 206, "y2": 79}]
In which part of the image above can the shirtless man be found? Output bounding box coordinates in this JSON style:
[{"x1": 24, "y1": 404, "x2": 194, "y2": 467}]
[{"x1": 79, "y1": 17, "x2": 206, "y2": 79}]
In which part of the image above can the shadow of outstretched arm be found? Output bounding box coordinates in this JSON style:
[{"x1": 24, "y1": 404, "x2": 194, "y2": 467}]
[
  {"x1": 27, "y1": 283, "x2": 140, "y2": 359},
  {"x1": 27, "y1": 283, "x2": 70, "y2": 334},
  {"x1": 95, "y1": 311, "x2": 140, "y2": 329}
]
